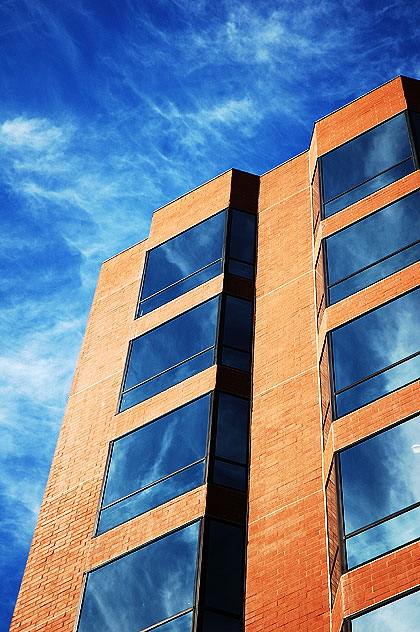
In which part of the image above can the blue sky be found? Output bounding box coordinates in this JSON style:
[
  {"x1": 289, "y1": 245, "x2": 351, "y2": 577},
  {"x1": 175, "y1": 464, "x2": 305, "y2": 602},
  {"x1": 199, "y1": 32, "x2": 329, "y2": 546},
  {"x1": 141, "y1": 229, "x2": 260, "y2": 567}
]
[{"x1": 1, "y1": 0, "x2": 420, "y2": 628}]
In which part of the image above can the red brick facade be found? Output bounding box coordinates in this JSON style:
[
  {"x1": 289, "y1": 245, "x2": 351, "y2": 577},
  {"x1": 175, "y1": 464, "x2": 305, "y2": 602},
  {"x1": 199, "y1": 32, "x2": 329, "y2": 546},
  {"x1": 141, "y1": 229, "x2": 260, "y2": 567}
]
[{"x1": 10, "y1": 76, "x2": 420, "y2": 632}]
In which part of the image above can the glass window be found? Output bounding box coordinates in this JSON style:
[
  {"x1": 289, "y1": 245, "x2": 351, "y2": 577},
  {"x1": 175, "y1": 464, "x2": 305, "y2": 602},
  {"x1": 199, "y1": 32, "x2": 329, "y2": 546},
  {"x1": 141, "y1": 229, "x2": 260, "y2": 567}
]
[
  {"x1": 211, "y1": 393, "x2": 249, "y2": 492},
  {"x1": 221, "y1": 295, "x2": 254, "y2": 372},
  {"x1": 138, "y1": 211, "x2": 226, "y2": 316},
  {"x1": 339, "y1": 413, "x2": 420, "y2": 569},
  {"x1": 330, "y1": 287, "x2": 420, "y2": 417},
  {"x1": 325, "y1": 191, "x2": 420, "y2": 304},
  {"x1": 98, "y1": 396, "x2": 211, "y2": 534},
  {"x1": 77, "y1": 522, "x2": 200, "y2": 632},
  {"x1": 350, "y1": 589, "x2": 420, "y2": 631},
  {"x1": 321, "y1": 112, "x2": 415, "y2": 217},
  {"x1": 121, "y1": 294, "x2": 253, "y2": 413},
  {"x1": 202, "y1": 520, "x2": 246, "y2": 621},
  {"x1": 227, "y1": 209, "x2": 257, "y2": 280},
  {"x1": 120, "y1": 298, "x2": 219, "y2": 411}
]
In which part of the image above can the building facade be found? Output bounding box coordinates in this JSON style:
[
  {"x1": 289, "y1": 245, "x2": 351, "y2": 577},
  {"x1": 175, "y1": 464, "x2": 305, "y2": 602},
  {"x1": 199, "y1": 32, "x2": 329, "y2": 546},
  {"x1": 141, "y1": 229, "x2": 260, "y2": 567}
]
[{"x1": 10, "y1": 75, "x2": 420, "y2": 632}]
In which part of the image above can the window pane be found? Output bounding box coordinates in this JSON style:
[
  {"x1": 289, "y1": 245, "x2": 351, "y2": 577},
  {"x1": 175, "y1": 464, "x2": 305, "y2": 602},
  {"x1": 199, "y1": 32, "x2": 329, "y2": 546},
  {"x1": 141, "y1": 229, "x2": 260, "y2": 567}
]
[
  {"x1": 322, "y1": 113, "x2": 413, "y2": 216},
  {"x1": 351, "y1": 590, "x2": 420, "y2": 632},
  {"x1": 141, "y1": 212, "x2": 226, "y2": 302},
  {"x1": 125, "y1": 298, "x2": 219, "y2": 390},
  {"x1": 215, "y1": 393, "x2": 249, "y2": 464},
  {"x1": 222, "y1": 296, "x2": 253, "y2": 353},
  {"x1": 324, "y1": 160, "x2": 414, "y2": 217},
  {"x1": 98, "y1": 462, "x2": 206, "y2": 534},
  {"x1": 140, "y1": 260, "x2": 223, "y2": 316},
  {"x1": 341, "y1": 414, "x2": 420, "y2": 531},
  {"x1": 326, "y1": 192, "x2": 420, "y2": 303},
  {"x1": 77, "y1": 522, "x2": 200, "y2": 632},
  {"x1": 104, "y1": 396, "x2": 211, "y2": 506},
  {"x1": 340, "y1": 414, "x2": 420, "y2": 568},
  {"x1": 204, "y1": 520, "x2": 245, "y2": 616},
  {"x1": 121, "y1": 349, "x2": 214, "y2": 411},
  {"x1": 228, "y1": 259, "x2": 254, "y2": 280},
  {"x1": 221, "y1": 347, "x2": 251, "y2": 372},
  {"x1": 228, "y1": 209, "x2": 256, "y2": 264},
  {"x1": 331, "y1": 288, "x2": 420, "y2": 415},
  {"x1": 335, "y1": 354, "x2": 420, "y2": 418},
  {"x1": 330, "y1": 242, "x2": 420, "y2": 304},
  {"x1": 212, "y1": 460, "x2": 247, "y2": 492},
  {"x1": 346, "y1": 505, "x2": 420, "y2": 569}
]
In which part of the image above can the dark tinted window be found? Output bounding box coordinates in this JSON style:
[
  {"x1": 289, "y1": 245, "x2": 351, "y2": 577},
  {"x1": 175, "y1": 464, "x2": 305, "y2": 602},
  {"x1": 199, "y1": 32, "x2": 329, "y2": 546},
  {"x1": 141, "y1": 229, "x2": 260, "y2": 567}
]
[
  {"x1": 321, "y1": 113, "x2": 415, "y2": 217},
  {"x1": 221, "y1": 296, "x2": 254, "y2": 372},
  {"x1": 326, "y1": 192, "x2": 420, "y2": 304},
  {"x1": 203, "y1": 520, "x2": 245, "y2": 617},
  {"x1": 330, "y1": 288, "x2": 420, "y2": 417},
  {"x1": 139, "y1": 212, "x2": 226, "y2": 315},
  {"x1": 228, "y1": 209, "x2": 256, "y2": 280},
  {"x1": 121, "y1": 298, "x2": 218, "y2": 411},
  {"x1": 350, "y1": 589, "x2": 420, "y2": 631},
  {"x1": 77, "y1": 522, "x2": 200, "y2": 632},
  {"x1": 340, "y1": 414, "x2": 420, "y2": 569},
  {"x1": 98, "y1": 396, "x2": 210, "y2": 534},
  {"x1": 211, "y1": 393, "x2": 249, "y2": 492}
]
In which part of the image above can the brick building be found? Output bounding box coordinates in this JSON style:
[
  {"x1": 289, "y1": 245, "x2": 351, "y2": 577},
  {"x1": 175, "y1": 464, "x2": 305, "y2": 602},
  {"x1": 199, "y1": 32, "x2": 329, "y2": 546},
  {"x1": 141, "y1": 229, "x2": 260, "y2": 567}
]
[{"x1": 10, "y1": 75, "x2": 420, "y2": 631}]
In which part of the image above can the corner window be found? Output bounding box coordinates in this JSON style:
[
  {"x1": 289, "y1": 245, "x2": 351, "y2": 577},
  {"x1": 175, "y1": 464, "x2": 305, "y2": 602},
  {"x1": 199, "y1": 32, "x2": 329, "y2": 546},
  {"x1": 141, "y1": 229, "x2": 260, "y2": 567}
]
[
  {"x1": 330, "y1": 287, "x2": 420, "y2": 417},
  {"x1": 78, "y1": 518, "x2": 246, "y2": 632},
  {"x1": 211, "y1": 392, "x2": 250, "y2": 492},
  {"x1": 348, "y1": 588, "x2": 420, "y2": 631},
  {"x1": 339, "y1": 413, "x2": 420, "y2": 569},
  {"x1": 325, "y1": 191, "x2": 420, "y2": 304},
  {"x1": 100, "y1": 391, "x2": 250, "y2": 534},
  {"x1": 137, "y1": 208, "x2": 256, "y2": 317},
  {"x1": 97, "y1": 396, "x2": 211, "y2": 535},
  {"x1": 120, "y1": 295, "x2": 253, "y2": 413},
  {"x1": 138, "y1": 211, "x2": 226, "y2": 316},
  {"x1": 321, "y1": 112, "x2": 416, "y2": 217}
]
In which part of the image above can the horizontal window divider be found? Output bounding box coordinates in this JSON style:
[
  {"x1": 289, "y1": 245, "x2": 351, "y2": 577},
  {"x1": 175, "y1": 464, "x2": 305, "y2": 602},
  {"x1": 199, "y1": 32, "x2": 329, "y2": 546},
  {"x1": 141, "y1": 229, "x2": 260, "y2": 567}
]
[
  {"x1": 344, "y1": 499, "x2": 420, "y2": 540},
  {"x1": 102, "y1": 458, "x2": 206, "y2": 510},
  {"x1": 123, "y1": 346, "x2": 215, "y2": 394},
  {"x1": 324, "y1": 156, "x2": 412, "y2": 206},
  {"x1": 229, "y1": 255, "x2": 254, "y2": 265},
  {"x1": 137, "y1": 608, "x2": 194, "y2": 632},
  {"x1": 329, "y1": 238, "x2": 420, "y2": 288},
  {"x1": 140, "y1": 258, "x2": 222, "y2": 304},
  {"x1": 203, "y1": 606, "x2": 242, "y2": 620},
  {"x1": 214, "y1": 456, "x2": 246, "y2": 467},
  {"x1": 222, "y1": 344, "x2": 251, "y2": 353},
  {"x1": 335, "y1": 349, "x2": 420, "y2": 395}
]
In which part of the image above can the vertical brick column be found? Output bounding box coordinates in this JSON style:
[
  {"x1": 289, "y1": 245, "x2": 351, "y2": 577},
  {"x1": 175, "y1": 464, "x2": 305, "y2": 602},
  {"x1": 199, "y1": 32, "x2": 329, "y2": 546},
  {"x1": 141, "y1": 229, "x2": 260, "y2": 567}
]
[{"x1": 246, "y1": 153, "x2": 330, "y2": 632}]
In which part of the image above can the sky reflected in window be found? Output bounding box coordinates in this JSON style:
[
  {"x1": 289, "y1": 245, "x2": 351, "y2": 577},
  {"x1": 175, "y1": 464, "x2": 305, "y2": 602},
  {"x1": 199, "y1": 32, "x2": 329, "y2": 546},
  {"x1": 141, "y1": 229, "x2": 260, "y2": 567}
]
[
  {"x1": 340, "y1": 414, "x2": 420, "y2": 568},
  {"x1": 351, "y1": 589, "x2": 420, "y2": 632},
  {"x1": 326, "y1": 191, "x2": 420, "y2": 304},
  {"x1": 139, "y1": 211, "x2": 226, "y2": 315},
  {"x1": 78, "y1": 522, "x2": 200, "y2": 632},
  {"x1": 322, "y1": 112, "x2": 414, "y2": 217},
  {"x1": 331, "y1": 288, "x2": 420, "y2": 416}
]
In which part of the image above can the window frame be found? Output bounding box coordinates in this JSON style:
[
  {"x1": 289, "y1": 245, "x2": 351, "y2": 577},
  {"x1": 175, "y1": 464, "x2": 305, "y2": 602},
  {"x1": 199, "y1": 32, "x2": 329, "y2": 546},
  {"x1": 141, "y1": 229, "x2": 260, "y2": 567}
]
[
  {"x1": 95, "y1": 393, "x2": 214, "y2": 536},
  {"x1": 335, "y1": 411, "x2": 420, "y2": 573},
  {"x1": 135, "y1": 207, "x2": 257, "y2": 319},
  {"x1": 118, "y1": 293, "x2": 254, "y2": 414},
  {"x1": 319, "y1": 110, "x2": 420, "y2": 219},
  {"x1": 323, "y1": 189, "x2": 420, "y2": 306},
  {"x1": 77, "y1": 518, "x2": 205, "y2": 632},
  {"x1": 328, "y1": 286, "x2": 420, "y2": 419},
  {"x1": 97, "y1": 390, "x2": 250, "y2": 535}
]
